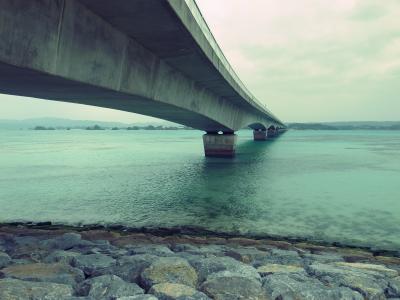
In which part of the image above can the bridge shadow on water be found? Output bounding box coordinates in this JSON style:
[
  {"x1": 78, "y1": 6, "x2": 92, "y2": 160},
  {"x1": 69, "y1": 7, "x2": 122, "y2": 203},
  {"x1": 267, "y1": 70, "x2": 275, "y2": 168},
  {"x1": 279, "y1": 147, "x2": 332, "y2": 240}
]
[{"x1": 169, "y1": 136, "x2": 284, "y2": 232}]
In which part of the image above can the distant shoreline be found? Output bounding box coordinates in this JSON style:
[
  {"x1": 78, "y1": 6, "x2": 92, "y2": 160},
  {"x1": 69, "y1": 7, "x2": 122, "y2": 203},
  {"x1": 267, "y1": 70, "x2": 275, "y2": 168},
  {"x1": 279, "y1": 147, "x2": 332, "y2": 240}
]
[{"x1": 1, "y1": 118, "x2": 400, "y2": 130}]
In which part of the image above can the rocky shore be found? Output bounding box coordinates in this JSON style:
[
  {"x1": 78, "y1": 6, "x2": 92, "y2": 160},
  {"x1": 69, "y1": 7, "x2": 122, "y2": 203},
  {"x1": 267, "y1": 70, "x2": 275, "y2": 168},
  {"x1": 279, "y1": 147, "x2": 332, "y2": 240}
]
[{"x1": 1, "y1": 224, "x2": 400, "y2": 300}]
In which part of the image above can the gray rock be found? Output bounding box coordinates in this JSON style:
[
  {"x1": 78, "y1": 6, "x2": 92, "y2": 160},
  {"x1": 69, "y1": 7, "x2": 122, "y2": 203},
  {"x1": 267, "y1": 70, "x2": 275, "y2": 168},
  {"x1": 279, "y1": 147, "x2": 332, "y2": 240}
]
[
  {"x1": 263, "y1": 273, "x2": 363, "y2": 300},
  {"x1": 332, "y1": 262, "x2": 398, "y2": 278},
  {"x1": 113, "y1": 254, "x2": 158, "y2": 282},
  {"x1": 62, "y1": 297, "x2": 95, "y2": 300},
  {"x1": 388, "y1": 276, "x2": 400, "y2": 297},
  {"x1": 43, "y1": 250, "x2": 81, "y2": 264},
  {"x1": 14, "y1": 236, "x2": 40, "y2": 248},
  {"x1": 302, "y1": 252, "x2": 344, "y2": 264},
  {"x1": 200, "y1": 271, "x2": 266, "y2": 300},
  {"x1": 0, "y1": 278, "x2": 73, "y2": 299},
  {"x1": 140, "y1": 257, "x2": 198, "y2": 290},
  {"x1": 188, "y1": 256, "x2": 260, "y2": 283},
  {"x1": 0, "y1": 262, "x2": 84, "y2": 285},
  {"x1": 256, "y1": 263, "x2": 306, "y2": 276},
  {"x1": 72, "y1": 253, "x2": 116, "y2": 276},
  {"x1": 79, "y1": 274, "x2": 144, "y2": 299},
  {"x1": 253, "y1": 248, "x2": 303, "y2": 267},
  {"x1": 128, "y1": 245, "x2": 175, "y2": 257},
  {"x1": 0, "y1": 234, "x2": 14, "y2": 253},
  {"x1": 224, "y1": 247, "x2": 268, "y2": 264},
  {"x1": 7, "y1": 258, "x2": 31, "y2": 265},
  {"x1": 40, "y1": 233, "x2": 92, "y2": 250},
  {"x1": 184, "y1": 245, "x2": 228, "y2": 257},
  {"x1": 307, "y1": 262, "x2": 388, "y2": 299},
  {"x1": 0, "y1": 251, "x2": 11, "y2": 268},
  {"x1": 170, "y1": 244, "x2": 200, "y2": 253},
  {"x1": 117, "y1": 296, "x2": 158, "y2": 300},
  {"x1": 150, "y1": 283, "x2": 210, "y2": 300}
]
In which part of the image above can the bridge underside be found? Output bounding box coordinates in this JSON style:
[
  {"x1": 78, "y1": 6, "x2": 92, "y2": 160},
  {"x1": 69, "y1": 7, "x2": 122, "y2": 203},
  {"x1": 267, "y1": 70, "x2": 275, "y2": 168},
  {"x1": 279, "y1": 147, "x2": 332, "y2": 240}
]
[
  {"x1": 0, "y1": 62, "x2": 232, "y2": 132},
  {"x1": 0, "y1": 0, "x2": 286, "y2": 157}
]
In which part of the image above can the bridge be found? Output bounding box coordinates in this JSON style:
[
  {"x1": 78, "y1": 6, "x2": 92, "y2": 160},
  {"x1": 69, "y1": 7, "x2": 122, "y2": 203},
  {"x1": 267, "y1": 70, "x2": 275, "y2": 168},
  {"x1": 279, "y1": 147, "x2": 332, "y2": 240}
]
[{"x1": 0, "y1": 0, "x2": 286, "y2": 157}]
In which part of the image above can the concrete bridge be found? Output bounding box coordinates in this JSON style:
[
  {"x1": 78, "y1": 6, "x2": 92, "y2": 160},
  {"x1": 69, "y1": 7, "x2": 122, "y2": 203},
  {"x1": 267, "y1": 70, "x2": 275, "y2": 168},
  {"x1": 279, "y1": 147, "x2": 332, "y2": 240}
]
[{"x1": 0, "y1": 0, "x2": 286, "y2": 157}]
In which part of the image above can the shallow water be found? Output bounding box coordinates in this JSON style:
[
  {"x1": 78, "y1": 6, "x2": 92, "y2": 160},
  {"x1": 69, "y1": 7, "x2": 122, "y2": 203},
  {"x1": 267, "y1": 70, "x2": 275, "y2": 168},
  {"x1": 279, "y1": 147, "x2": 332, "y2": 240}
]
[{"x1": 0, "y1": 129, "x2": 399, "y2": 250}]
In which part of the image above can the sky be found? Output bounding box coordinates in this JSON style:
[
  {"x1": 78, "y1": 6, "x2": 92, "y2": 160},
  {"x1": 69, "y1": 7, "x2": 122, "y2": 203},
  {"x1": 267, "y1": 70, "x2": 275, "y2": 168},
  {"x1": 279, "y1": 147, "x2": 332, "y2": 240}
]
[{"x1": 1, "y1": 0, "x2": 399, "y2": 123}]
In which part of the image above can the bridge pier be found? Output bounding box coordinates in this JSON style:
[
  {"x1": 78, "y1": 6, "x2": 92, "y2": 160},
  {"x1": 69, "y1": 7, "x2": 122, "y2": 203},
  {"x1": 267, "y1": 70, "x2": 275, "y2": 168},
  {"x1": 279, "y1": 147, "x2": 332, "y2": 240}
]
[
  {"x1": 203, "y1": 132, "x2": 237, "y2": 157},
  {"x1": 253, "y1": 129, "x2": 267, "y2": 141}
]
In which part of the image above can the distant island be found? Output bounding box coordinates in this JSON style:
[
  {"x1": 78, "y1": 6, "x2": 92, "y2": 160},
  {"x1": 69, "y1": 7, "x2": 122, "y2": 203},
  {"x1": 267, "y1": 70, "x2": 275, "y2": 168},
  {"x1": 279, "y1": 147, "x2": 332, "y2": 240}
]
[
  {"x1": 0, "y1": 118, "x2": 193, "y2": 130},
  {"x1": 33, "y1": 126, "x2": 56, "y2": 130},
  {"x1": 1, "y1": 118, "x2": 400, "y2": 131},
  {"x1": 287, "y1": 122, "x2": 400, "y2": 130},
  {"x1": 84, "y1": 124, "x2": 193, "y2": 131}
]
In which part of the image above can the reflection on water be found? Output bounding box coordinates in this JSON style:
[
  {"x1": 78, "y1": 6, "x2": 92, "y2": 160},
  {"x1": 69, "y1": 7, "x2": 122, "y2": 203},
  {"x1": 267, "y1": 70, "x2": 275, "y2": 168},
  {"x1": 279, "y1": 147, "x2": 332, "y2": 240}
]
[{"x1": 0, "y1": 129, "x2": 399, "y2": 250}]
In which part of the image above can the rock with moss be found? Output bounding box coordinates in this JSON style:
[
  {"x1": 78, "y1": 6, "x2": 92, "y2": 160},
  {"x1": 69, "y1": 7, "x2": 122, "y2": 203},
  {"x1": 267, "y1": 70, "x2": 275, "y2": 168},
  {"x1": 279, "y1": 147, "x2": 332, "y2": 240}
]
[
  {"x1": 43, "y1": 250, "x2": 81, "y2": 264},
  {"x1": 140, "y1": 257, "x2": 198, "y2": 289},
  {"x1": 387, "y1": 276, "x2": 400, "y2": 297},
  {"x1": 116, "y1": 295, "x2": 158, "y2": 300},
  {"x1": 188, "y1": 256, "x2": 260, "y2": 283},
  {"x1": 128, "y1": 245, "x2": 175, "y2": 257},
  {"x1": 0, "y1": 262, "x2": 84, "y2": 285},
  {"x1": 150, "y1": 283, "x2": 210, "y2": 300},
  {"x1": 307, "y1": 262, "x2": 388, "y2": 299},
  {"x1": 256, "y1": 263, "x2": 305, "y2": 276},
  {"x1": 253, "y1": 248, "x2": 303, "y2": 267},
  {"x1": 262, "y1": 273, "x2": 363, "y2": 300},
  {"x1": 0, "y1": 251, "x2": 11, "y2": 268},
  {"x1": 72, "y1": 253, "x2": 116, "y2": 276},
  {"x1": 113, "y1": 254, "x2": 158, "y2": 282},
  {"x1": 78, "y1": 274, "x2": 144, "y2": 299},
  {"x1": 0, "y1": 278, "x2": 73, "y2": 299},
  {"x1": 224, "y1": 247, "x2": 268, "y2": 264},
  {"x1": 200, "y1": 271, "x2": 266, "y2": 300}
]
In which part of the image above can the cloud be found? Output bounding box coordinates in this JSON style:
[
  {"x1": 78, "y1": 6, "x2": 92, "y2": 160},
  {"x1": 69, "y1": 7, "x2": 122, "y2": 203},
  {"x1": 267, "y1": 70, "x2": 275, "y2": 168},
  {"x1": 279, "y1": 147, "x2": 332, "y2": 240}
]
[{"x1": 197, "y1": 0, "x2": 400, "y2": 121}]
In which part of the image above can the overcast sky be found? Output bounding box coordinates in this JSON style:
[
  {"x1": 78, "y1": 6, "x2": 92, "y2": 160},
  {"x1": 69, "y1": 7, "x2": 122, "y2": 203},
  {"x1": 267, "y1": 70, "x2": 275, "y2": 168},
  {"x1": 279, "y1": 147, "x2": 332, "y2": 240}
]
[{"x1": 1, "y1": 0, "x2": 399, "y2": 123}]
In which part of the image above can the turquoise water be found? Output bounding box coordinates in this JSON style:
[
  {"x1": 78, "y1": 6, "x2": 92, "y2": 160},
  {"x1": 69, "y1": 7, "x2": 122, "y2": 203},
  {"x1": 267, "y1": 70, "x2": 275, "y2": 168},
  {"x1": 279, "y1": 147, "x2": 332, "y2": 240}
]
[{"x1": 0, "y1": 129, "x2": 399, "y2": 250}]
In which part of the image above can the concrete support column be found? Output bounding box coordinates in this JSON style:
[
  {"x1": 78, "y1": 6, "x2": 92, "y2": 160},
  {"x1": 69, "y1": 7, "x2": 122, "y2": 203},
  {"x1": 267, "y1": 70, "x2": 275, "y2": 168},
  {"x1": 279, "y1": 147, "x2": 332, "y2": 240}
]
[
  {"x1": 203, "y1": 132, "x2": 237, "y2": 157},
  {"x1": 253, "y1": 129, "x2": 267, "y2": 141}
]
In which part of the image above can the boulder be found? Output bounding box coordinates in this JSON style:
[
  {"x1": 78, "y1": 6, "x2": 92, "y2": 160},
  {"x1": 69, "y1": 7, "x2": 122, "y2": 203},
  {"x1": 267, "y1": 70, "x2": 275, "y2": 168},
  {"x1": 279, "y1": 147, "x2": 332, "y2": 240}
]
[
  {"x1": 307, "y1": 263, "x2": 388, "y2": 299},
  {"x1": 140, "y1": 257, "x2": 198, "y2": 289},
  {"x1": 116, "y1": 296, "x2": 158, "y2": 300},
  {"x1": 0, "y1": 251, "x2": 11, "y2": 268},
  {"x1": 114, "y1": 254, "x2": 158, "y2": 282},
  {"x1": 0, "y1": 262, "x2": 84, "y2": 285},
  {"x1": 72, "y1": 253, "x2": 116, "y2": 276},
  {"x1": 128, "y1": 245, "x2": 174, "y2": 257},
  {"x1": 256, "y1": 263, "x2": 305, "y2": 276},
  {"x1": 150, "y1": 283, "x2": 210, "y2": 300},
  {"x1": 302, "y1": 252, "x2": 344, "y2": 264},
  {"x1": 183, "y1": 245, "x2": 228, "y2": 257},
  {"x1": 40, "y1": 233, "x2": 92, "y2": 250},
  {"x1": 334, "y1": 248, "x2": 374, "y2": 263},
  {"x1": 78, "y1": 274, "x2": 144, "y2": 299},
  {"x1": 224, "y1": 247, "x2": 268, "y2": 264},
  {"x1": 188, "y1": 256, "x2": 260, "y2": 283},
  {"x1": 43, "y1": 250, "x2": 81, "y2": 264},
  {"x1": 0, "y1": 278, "x2": 73, "y2": 299},
  {"x1": 388, "y1": 276, "x2": 400, "y2": 297},
  {"x1": 262, "y1": 273, "x2": 363, "y2": 300},
  {"x1": 253, "y1": 249, "x2": 303, "y2": 267},
  {"x1": 200, "y1": 271, "x2": 266, "y2": 300},
  {"x1": 333, "y1": 262, "x2": 398, "y2": 278}
]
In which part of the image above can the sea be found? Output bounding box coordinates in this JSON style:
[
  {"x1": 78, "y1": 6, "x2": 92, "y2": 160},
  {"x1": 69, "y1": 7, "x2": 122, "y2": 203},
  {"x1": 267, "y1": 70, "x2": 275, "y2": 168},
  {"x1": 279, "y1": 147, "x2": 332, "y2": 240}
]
[{"x1": 0, "y1": 129, "x2": 399, "y2": 250}]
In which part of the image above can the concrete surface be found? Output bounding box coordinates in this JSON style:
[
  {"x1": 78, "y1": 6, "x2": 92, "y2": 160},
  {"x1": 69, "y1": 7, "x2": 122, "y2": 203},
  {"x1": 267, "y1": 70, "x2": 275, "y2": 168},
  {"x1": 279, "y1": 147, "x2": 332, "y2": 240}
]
[{"x1": 0, "y1": 0, "x2": 285, "y2": 133}]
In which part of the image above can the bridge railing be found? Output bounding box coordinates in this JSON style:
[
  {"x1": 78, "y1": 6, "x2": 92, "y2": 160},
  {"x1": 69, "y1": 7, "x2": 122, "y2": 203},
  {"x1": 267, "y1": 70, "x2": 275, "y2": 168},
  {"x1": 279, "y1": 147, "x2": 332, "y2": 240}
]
[{"x1": 183, "y1": 0, "x2": 284, "y2": 125}]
